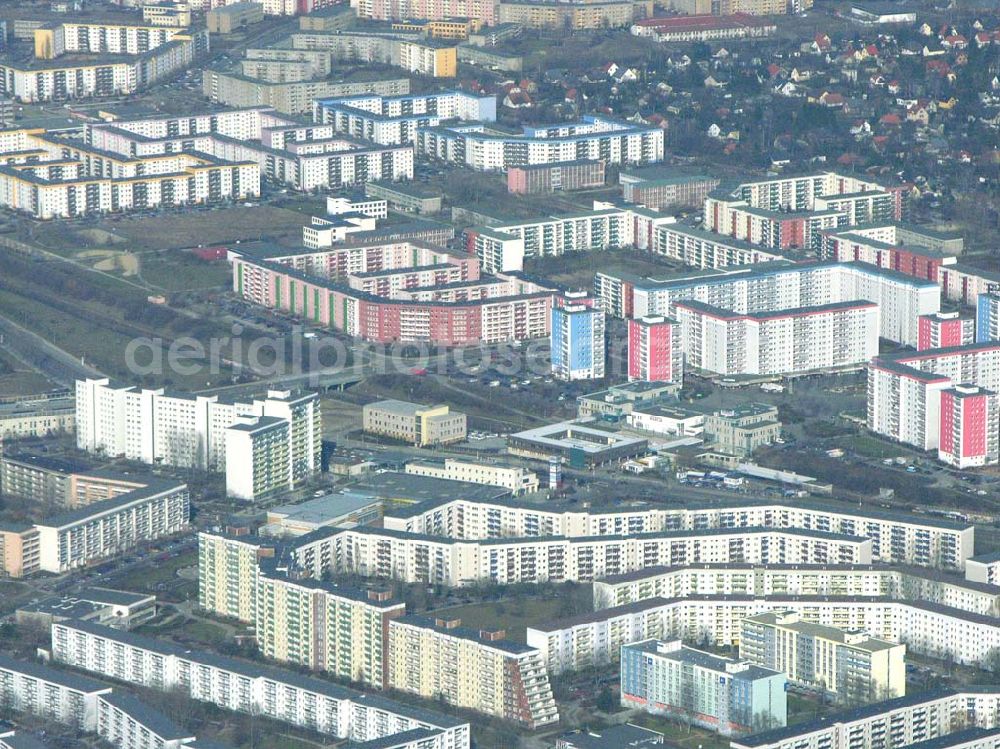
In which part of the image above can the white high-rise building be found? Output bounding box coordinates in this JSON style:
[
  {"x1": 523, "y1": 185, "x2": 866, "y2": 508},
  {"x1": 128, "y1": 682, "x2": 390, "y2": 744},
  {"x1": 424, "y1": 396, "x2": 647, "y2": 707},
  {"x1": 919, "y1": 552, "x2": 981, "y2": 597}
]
[{"x1": 76, "y1": 380, "x2": 321, "y2": 495}]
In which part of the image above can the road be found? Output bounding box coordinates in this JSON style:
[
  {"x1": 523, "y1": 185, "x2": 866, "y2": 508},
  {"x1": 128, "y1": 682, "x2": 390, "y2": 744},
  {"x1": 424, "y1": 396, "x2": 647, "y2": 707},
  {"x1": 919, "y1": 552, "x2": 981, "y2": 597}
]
[{"x1": 0, "y1": 312, "x2": 103, "y2": 386}]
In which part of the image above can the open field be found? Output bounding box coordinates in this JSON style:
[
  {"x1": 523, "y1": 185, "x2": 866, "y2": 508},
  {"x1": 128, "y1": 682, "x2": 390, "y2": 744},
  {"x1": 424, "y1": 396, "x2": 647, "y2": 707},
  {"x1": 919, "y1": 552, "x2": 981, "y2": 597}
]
[
  {"x1": 32, "y1": 204, "x2": 310, "y2": 253},
  {"x1": 0, "y1": 348, "x2": 56, "y2": 397}
]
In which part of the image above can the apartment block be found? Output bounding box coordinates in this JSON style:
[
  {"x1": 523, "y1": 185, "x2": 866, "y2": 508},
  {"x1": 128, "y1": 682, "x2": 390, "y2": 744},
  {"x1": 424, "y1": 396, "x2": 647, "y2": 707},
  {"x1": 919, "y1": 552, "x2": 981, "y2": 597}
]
[
  {"x1": 938, "y1": 385, "x2": 999, "y2": 468},
  {"x1": 740, "y1": 610, "x2": 905, "y2": 702},
  {"x1": 499, "y1": 0, "x2": 652, "y2": 28},
  {"x1": 203, "y1": 69, "x2": 409, "y2": 114},
  {"x1": 977, "y1": 293, "x2": 1000, "y2": 343},
  {"x1": 418, "y1": 116, "x2": 664, "y2": 171},
  {"x1": 731, "y1": 691, "x2": 1000, "y2": 749},
  {"x1": 652, "y1": 224, "x2": 791, "y2": 269},
  {"x1": 315, "y1": 91, "x2": 496, "y2": 145},
  {"x1": 620, "y1": 170, "x2": 720, "y2": 211},
  {"x1": 404, "y1": 458, "x2": 539, "y2": 494},
  {"x1": 597, "y1": 261, "x2": 940, "y2": 348},
  {"x1": 256, "y1": 565, "x2": 405, "y2": 688},
  {"x1": 967, "y1": 554, "x2": 1000, "y2": 586},
  {"x1": 940, "y1": 264, "x2": 1000, "y2": 307},
  {"x1": 381, "y1": 497, "x2": 973, "y2": 570},
  {"x1": 84, "y1": 107, "x2": 412, "y2": 192},
  {"x1": 76, "y1": 379, "x2": 321, "y2": 487},
  {"x1": 362, "y1": 400, "x2": 467, "y2": 446},
  {"x1": 0, "y1": 454, "x2": 85, "y2": 505},
  {"x1": 51, "y1": 619, "x2": 471, "y2": 749},
  {"x1": 387, "y1": 616, "x2": 558, "y2": 728},
  {"x1": 358, "y1": 0, "x2": 499, "y2": 24},
  {"x1": 291, "y1": 31, "x2": 456, "y2": 77},
  {"x1": 0, "y1": 654, "x2": 111, "y2": 732},
  {"x1": 96, "y1": 691, "x2": 195, "y2": 749},
  {"x1": 507, "y1": 160, "x2": 606, "y2": 194},
  {"x1": 822, "y1": 224, "x2": 959, "y2": 283},
  {"x1": 0, "y1": 126, "x2": 257, "y2": 219},
  {"x1": 919, "y1": 312, "x2": 976, "y2": 351},
  {"x1": 297, "y1": 525, "x2": 872, "y2": 587},
  {"x1": 621, "y1": 639, "x2": 787, "y2": 736},
  {"x1": 0, "y1": 393, "x2": 75, "y2": 439},
  {"x1": 592, "y1": 563, "x2": 1000, "y2": 617},
  {"x1": 675, "y1": 299, "x2": 879, "y2": 376},
  {"x1": 552, "y1": 298, "x2": 606, "y2": 381},
  {"x1": 867, "y1": 342, "x2": 1000, "y2": 453},
  {"x1": 530, "y1": 593, "x2": 1000, "y2": 673},
  {"x1": 198, "y1": 531, "x2": 274, "y2": 623},
  {"x1": 631, "y1": 14, "x2": 778, "y2": 42},
  {"x1": 33, "y1": 477, "x2": 189, "y2": 573},
  {"x1": 628, "y1": 316, "x2": 682, "y2": 383}
]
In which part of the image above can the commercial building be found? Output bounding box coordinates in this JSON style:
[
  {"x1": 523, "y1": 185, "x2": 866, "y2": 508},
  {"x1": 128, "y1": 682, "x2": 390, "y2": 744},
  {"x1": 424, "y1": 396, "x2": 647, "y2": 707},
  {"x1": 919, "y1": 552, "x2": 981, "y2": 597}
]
[
  {"x1": 867, "y1": 342, "x2": 1000, "y2": 453},
  {"x1": 315, "y1": 91, "x2": 496, "y2": 145},
  {"x1": 404, "y1": 458, "x2": 539, "y2": 494},
  {"x1": 703, "y1": 404, "x2": 782, "y2": 456},
  {"x1": 552, "y1": 298, "x2": 606, "y2": 381},
  {"x1": 365, "y1": 181, "x2": 442, "y2": 215},
  {"x1": 621, "y1": 639, "x2": 787, "y2": 735},
  {"x1": 507, "y1": 419, "x2": 649, "y2": 465},
  {"x1": 51, "y1": 619, "x2": 472, "y2": 749},
  {"x1": 386, "y1": 616, "x2": 558, "y2": 728},
  {"x1": 627, "y1": 404, "x2": 704, "y2": 436},
  {"x1": 0, "y1": 654, "x2": 111, "y2": 732},
  {"x1": 740, "y1": 610, "x2": 906, "y2": 702},
  {"x1": 76, "y1": 379, "x2": 321, "y2": 490},
  {"x1": 627, "y1": 316, "x2": 681, "y2": 383},
  {"x1": 596, "y1": 261, "x2": 940, "y2": 348},
  {"x1": 919, "y1": 312, "x2": 976, "y2": 351},
  {"x1": 731, "y1": 692, "x2": 1000, "y2": 749},
  {"x1": 206, "y1": 2, "x2": 264, "y2": 33},
  {"x1": 362, "y1": 400, "x2": 467, "y2": 446},
  {"x1": 937, "y1": 385, "x2": 999, "y2": 468},
  {"x1": 382, "y1": 497, "x2": 973, "y2": 569},
  {"x1": 675, "y1": 299, "x2": 879, "y2": 376},
  {"x1": 418, "y1": 115, "x2": 664, "y2": 171},
  {"x1": 264, "y1": 492, "x2": 383, "y2": 535},
  {"x1": 507, "y1": 160, "x2": 606, "y2": 194},
  {"x1": 631, "y1": 13, "x2": 777, "y2": 42},
  {"x1": 620, "y1": 170, "x2": 720, "y2": 211},
  {"x1": 577, "y1": 381, "x2": 680, "y2": 420},
  {"x1": 202, "y1": 69, "x2": 409, "y2": 114},
  {"x1": 529, "y1": 593, "x2": 1000, "y2": 673},
  {"x1": 16, "y1": 588, "x2": 156, "y2": 631}
]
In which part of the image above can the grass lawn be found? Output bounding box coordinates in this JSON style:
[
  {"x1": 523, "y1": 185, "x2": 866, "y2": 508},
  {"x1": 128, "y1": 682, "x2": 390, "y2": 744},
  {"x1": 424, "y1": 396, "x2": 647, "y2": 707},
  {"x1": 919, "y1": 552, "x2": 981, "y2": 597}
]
[
  {"x1": 629, "y1": 715, "x2": 732, "y2": 749},
  {"x1": 844, "y1": 435, "x2": 910, "y2": 460},
  {"x1": 112, "y1": 551, "x2": 198, "y2": 591},
  {"x1": 140, "y1": 617, "x2": 229, "y2": 647},
  {"x1": 427, "y1": 596, "x2": 580, "y2": 643},
  {"x1": 137, "y1": 252, "x2": 233, "y2": 292}
]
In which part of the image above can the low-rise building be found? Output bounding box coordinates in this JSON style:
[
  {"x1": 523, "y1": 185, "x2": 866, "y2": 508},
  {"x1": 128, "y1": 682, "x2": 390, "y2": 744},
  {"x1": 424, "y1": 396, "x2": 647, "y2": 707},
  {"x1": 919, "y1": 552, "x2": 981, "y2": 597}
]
[
  {"x1": 620, "y1": 170, "x2": 720, "y2": 211},
  {"x1": 507, "y1": 419, "x2": 648, "y2": 465},
  {"x1": 577, "y1": 381, "x2": 680, "y2": 420},
  {"x1": 264, "y1": 492, "x2": 383, "y2": 535},
  {"x1": 16, "y1": 588, "x2": 156, "y2": 631},
  {"x1": 362, "y1": 400, "x2": 467, "y2": 446},
  {"x1": 404, "y1": 458, "x2": 538, "y2": 494},
  {"x1": 703, "y1": 404, "x2": 781, "y2": 456},
  {"x1": 365, "y1": 181, "x2": 442, "y2": 214},
  {"x1": 741, "y1": 610, "x2": 906, "y2": 702},
  {"x1": 206, "y1": 2, "x2": 264, "y2": 33},
  {"x1": 621, "y1": 639, "x2": 787, "y2": 735},
  {"x1": 507, "y1": 160, "x2": 605, "y2": 195},
  {"x1": 0, "y1": 394, "x2": 75, "y2": 439}
]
